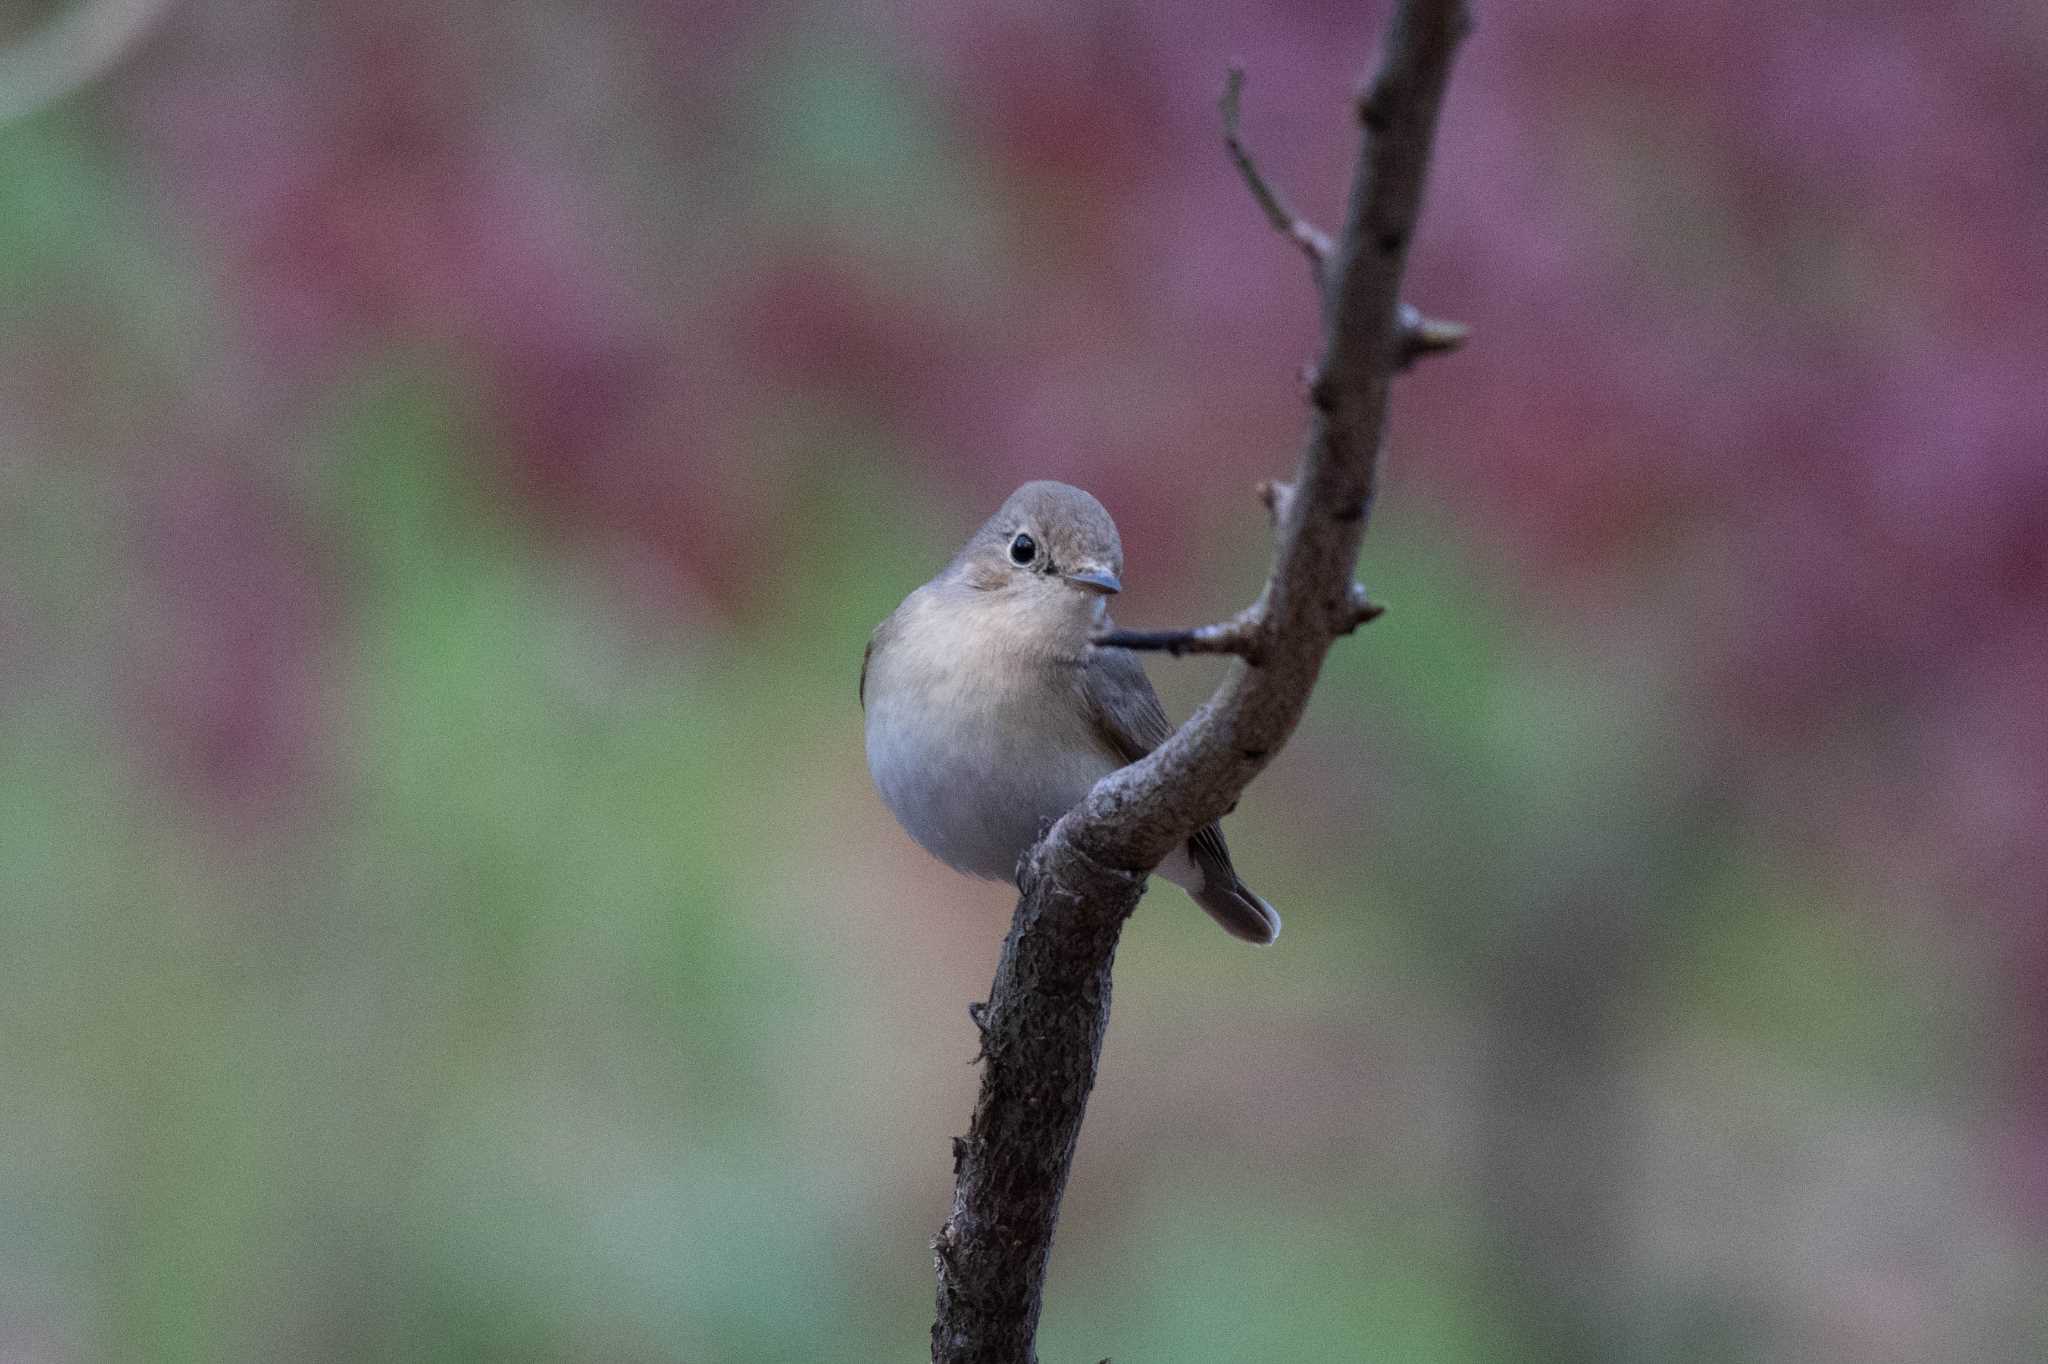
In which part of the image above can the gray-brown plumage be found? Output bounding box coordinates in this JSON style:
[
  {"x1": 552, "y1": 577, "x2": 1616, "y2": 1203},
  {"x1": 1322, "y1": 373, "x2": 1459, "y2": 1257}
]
[{"x1": 861, "y1": 481, "x2": 1281, "y2": 944}]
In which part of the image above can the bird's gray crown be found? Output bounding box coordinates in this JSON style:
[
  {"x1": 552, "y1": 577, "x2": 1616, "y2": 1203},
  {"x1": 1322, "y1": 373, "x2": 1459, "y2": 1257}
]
[{"x1": 951, "y1": 481, "x2": 1123, "y2": 584}]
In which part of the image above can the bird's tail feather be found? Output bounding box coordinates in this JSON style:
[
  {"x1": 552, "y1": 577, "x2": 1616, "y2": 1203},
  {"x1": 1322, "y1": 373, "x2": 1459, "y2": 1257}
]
[{"x1": 1193, "y1": 877, "x2": 1281, "y2": 945}]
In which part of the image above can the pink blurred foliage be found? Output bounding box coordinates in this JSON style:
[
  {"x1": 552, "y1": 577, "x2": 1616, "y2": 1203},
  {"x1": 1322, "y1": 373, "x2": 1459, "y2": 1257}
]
[
  {"x1": 131, "y1": 448, "x2": 335, "y2": 815},
  {"x1": 732, "y1": 248, "x2": 961, "y2": 428},
  {"x1": 124, "y1": 0, "x2": 792, "y2": 596}
]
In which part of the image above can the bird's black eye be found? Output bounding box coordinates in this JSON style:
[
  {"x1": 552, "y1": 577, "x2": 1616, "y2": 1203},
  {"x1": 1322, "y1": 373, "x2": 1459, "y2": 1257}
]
[{"x1": 1009, "y1": 532, "x2": 1037, "y2": 566}]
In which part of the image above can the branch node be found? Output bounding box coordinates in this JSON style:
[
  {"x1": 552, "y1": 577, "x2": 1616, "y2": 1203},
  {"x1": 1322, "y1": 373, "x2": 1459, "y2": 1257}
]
[
  {"x1": 1307, "y1": 372, "x2": 1341, "y2": 413},
  {"x1": 1358, "y1": 70, "x2": 1408, "y2": 133},
  {"x1": 1256, "y1": 479, "x2": 1297, "y2": 525},
  {"x1": 1359, "y1": 86, "x2": 1394, "y2": 133}
]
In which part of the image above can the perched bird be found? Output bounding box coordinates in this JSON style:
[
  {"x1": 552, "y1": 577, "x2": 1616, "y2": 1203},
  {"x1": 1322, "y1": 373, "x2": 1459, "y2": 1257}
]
[{"x1": 860, "y1": 481, "x2": 1281, "y2": 944}]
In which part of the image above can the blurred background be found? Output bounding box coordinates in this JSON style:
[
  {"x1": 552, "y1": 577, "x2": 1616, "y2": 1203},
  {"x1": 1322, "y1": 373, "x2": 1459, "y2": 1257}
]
[{"x1": 2, "y1": 0, "x2": 2044, "y2": 1359}]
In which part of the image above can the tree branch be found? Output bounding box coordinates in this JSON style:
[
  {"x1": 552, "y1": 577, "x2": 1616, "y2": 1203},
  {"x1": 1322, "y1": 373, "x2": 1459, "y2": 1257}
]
[{"x1": 933, "y1": 4, "x2": 1473, "y2": 1359}]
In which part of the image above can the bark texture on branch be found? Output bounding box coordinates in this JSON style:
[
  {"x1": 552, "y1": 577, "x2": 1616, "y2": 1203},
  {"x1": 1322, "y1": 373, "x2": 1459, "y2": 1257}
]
[
  {"x1": 932, "y1": 4, "x2": 1472, "y2": 1359},
  {"x1": 930, "y1": 851, "x2": 1145, "y2": 1364}
]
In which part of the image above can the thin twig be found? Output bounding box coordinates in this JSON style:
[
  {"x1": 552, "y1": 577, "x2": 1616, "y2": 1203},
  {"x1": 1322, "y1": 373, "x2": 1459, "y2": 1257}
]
[
  {"x1": 1222, "y1": 66, "x2": 1333, "y2": 286},
  {"x1": 932, "y1": 5, "x2": 1473, "y2": 1360},
  {"x1": 1093, "y1": 617, "x2": 1265, "y2": 662}
]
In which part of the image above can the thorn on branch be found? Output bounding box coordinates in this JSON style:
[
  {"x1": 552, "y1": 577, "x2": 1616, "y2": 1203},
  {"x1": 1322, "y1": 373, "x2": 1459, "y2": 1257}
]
[
  {"x1": 1396, "y1": 301, "x2": 1469, "y2": 368},
  {"x1": 1094, "y1": 614, "x2": 1266, "y2": 664},
  {"x1": 1221, "y1": 66, "x2": 1331, "y2": 288},
  {"x1": 1337, "y1": 583, "x2": 1387, "y2": 634}
]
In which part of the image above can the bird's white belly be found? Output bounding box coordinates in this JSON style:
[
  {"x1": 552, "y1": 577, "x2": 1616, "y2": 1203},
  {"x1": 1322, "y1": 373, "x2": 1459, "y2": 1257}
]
[{"x1": 865, "y1": 673, "x2": 1114, "y2": 884}]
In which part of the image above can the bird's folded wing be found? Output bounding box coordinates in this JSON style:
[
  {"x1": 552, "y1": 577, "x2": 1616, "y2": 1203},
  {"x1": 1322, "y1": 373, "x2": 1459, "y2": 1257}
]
[
  {"x1": 1079, "y1": 642, "x2": 1174, "y2": 762},
  {"x1": 1082, "y1": 643, "x2": 1243, "y2": 876}
]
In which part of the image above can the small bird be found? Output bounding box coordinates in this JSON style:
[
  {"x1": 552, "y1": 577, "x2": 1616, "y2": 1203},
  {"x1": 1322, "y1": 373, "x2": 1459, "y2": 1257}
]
[{"x1": 860, "y1": 481, "x2": 1281, "y2": 944}]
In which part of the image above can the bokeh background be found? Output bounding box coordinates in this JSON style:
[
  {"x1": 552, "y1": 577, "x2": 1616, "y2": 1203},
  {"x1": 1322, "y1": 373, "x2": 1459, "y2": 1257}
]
[{"x1": 3, "y1": 0, "x2": 2045, "y2": 1359}]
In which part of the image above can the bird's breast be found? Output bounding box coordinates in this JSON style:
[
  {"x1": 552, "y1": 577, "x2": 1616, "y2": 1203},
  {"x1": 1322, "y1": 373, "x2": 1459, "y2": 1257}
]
[{"x1": 864, "y1": 595, "x2": 1114, "y2": 882}]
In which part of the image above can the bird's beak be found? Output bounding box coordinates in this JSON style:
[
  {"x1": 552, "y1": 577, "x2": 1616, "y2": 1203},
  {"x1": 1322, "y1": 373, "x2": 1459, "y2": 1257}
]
[{"x1": 1064, "y1": 567, "x2": 1122, "y2": 595}]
